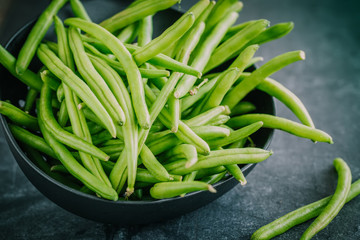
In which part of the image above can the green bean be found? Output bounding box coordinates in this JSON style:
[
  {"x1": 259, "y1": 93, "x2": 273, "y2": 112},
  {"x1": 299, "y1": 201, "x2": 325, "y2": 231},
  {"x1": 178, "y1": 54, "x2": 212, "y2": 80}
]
[
  {"x1": 136, "y1": 168, "x2": 181, "y2": 183},
  {"x1": 38, "y1": 115, "x2": 118, "y2": 201},
  {"x1": 0, "y1": 101, "x2": 39, "y2": 131},
  {"x1": 101, "y1": 139, "x2": 124, "y2": 147},
  {"x1": 202, "y1": 68, "x2": 239, "y2": 111},
  {"x1": 224, "y1": 164, "x2": 246, "y2": 185},
  {"x1": 196, "y1": 166, "x2": 227, "y2": 179},
  {"x1": 65, "y1": 18, "x2": 150, "y2": 129},
  {"x1": 138, "y1": 15, "x2": 153, "y2": 46},
  {"x1": 229, "y1": 44, "x2": 260, "y2": 71},
  {"x1": 204, "y1": 20, "x2": 268, "y2": 73},
  {"x1": 167, "y1": 149, "x2": 272, "y2": 175},
  {"x1": 251, "y1": 178, "x2": 360, "y2": 240},
  {"x1": 207, "y1": 121, "x2": 263, "y2": 148},
  {"x1": 24, "y1": 88, "x2": 38, "y2": 113},
  {"x1": 133, "y1": 12, "x2": 195, "y2": 65},
  {"x1": 57, "y1": 100, "x2": 68, "y2": 127},
  {"x1": 150, "y1": 181, "x2": 216, "y2": 199},
  {"x1": 202, "y1": 171, "x2": 227, "y2": 185},
  {"x1": 99, "y1": 0, "x2": 179, "y2": 33},
  {"x1": 39, "y1": 78, "x2": 110, "y2": 161},
  {"x1": 192, "y1": 125, "x2": 231, "y2": 140},
  {"x1": 100, "y1": 144, "x2": 124, "y2": 155},
  {"x1": 0, "y1": 45, "x2": 42, "y2": 91},
  {"x1": 168, "y1": 96, "x2": 180, "y2": 132},
  {"x1": 68, "y1": 27, "x2": 126, "y2": 126},
  {"x1": 56, "y1": 84, "x2": 64, "y2": 102},
  {"x1": 254, "y1": 75, "x2": 315, "y2": 128},
  {"x1": 184, "y1": 105, "x2": 227, "y2": 126},
  {"x1": 117, "y1": 23, "x2": 138, "y2": 43},
  {"x1": 175, "y1": 22, "x2": 205, "y2": 64},
  {"x1": 15, "y1": 0, "x2": 68, "y2": 75},
  {"x1": 300, "y1": 158, "x2": 351, "y2": 240},
  {"x1": 37, "y1": 44, "x2": 116, "y2": 137},
  {"x1": 246, "y1": 57, "x2": 264, "y2": 68},
  {"x1": 9, "y1": 124, "x2": 57, "y2": 159},
  {"x1": 23, "y1": 145, "x2": 81, "y2": 189},
  {"x1": 146, "y1": 129, "x2": 172, "y2": 143},
  {"x1": 70, "y1": 0, "x2": 91, "y2": 22},
  {"x1": 179, "y1": 171, "x2": 198, "y2": 197},
  {"x1": 222, "y1": 50, "x2": 306, "y2": 109},
  {"x1": 140, "y1": 145, "x2": 172, "y2": 181},
  {"x1": 148, "y1": 134, "x2": 180, "y2": 155},
  {"x1": 174, "y1": 12, "x2": 238, "y2": 98},
  {"x1": 230, "y1": 101, "x2": 256, "y2": 116},
  {"x1": 165, "y1": 144, "x2": 198, "y2": 168},
  {"x1": 228, "y1": 114, "x2": 333, "y2": 143}
]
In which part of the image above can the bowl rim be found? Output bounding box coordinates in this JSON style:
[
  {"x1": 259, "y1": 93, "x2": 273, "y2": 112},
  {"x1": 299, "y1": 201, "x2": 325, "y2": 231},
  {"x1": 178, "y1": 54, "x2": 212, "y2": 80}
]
[{"x1": 0, "y1": 19, "x2": 275, "y2": 205}]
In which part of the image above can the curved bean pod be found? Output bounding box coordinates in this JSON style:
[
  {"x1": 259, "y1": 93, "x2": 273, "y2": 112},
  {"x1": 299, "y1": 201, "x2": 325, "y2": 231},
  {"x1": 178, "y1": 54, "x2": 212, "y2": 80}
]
[
  {"x1": 150, "y1": 181, "x2": 216, "y2": 199},
  {"x1": 227, "y1": 114, "x2": 333, "y2": 143},
  {"x1": 0, "y1": 101, "x2": 39, "y2": 131},
  {"x1": 300, "y1": 158, "x2": 351, "y2": 240},
  {"x1": 70, "y1": 0, "x2": 92, "y2": 21}
]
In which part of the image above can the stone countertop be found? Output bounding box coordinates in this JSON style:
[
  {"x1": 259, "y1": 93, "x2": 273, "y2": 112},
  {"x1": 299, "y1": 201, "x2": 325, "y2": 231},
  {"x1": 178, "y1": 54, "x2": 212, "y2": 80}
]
[{"x1": 0, "y1": 0, "x2": 359, "y2": 239}]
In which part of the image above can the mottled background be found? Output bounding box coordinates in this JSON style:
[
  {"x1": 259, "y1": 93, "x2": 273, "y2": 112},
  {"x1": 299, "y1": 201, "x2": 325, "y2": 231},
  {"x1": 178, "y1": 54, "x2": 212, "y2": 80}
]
[{"x1": 1, "y1": 0, "x2": 360, "y2": 239}]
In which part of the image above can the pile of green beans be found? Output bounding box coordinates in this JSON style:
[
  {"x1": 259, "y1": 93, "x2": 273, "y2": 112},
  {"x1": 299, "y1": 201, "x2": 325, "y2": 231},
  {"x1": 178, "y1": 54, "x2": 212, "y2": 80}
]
[{"x1": 0, "y1": 0, "x2": 334, "y2": 206}]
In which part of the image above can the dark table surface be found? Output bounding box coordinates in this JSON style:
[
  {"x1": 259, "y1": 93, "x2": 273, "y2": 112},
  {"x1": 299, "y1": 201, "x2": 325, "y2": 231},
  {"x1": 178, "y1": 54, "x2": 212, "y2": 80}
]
[{"x1": 1, "y1": 0, "x2": 360, "y2": 239}]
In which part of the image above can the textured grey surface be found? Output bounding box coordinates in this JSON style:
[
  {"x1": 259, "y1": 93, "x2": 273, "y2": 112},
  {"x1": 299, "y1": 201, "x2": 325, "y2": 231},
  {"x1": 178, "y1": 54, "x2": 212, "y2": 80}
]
[{"x1": 1, "y1": 0, "x2": 360, "y2": 239}]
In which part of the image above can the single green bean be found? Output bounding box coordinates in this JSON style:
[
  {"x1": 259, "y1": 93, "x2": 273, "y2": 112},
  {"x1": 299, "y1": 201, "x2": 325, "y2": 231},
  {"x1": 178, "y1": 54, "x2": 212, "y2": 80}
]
[
  {"x1": 227, "y1": 114, "x2": 333, "y2": 143},
  {"x1": 9, "y1": 124, "x2": 57, "y2": 159},
  {"x1": 251, "y1": 178, "x2": 360, "y2": 240},
  {"x1": 222, "y1": 20, "x2": 257, "y2": 43},
  {"x1": 0, "y1": 100, "x2": 39, "y2": 131},
  {"x1": 65, "y1": 18, "x2": 150, "y2": 129},
  {"x1": 40, "y1": 69, "x2": 61, "y2": 91},
  {"x1": 168, "y1": 96, "x2": 180, "y2": 132},
  {"x1": 140, "y1": 145, "x2": 172, "y2": 182},
  {"x1": 37, "y1": 44, "x2": 116, "y2": 137},
  {"x1": 206, "y1": 114, "x2": 230, "y2": 126},
  {"x1": 255, "y1": 75, "x2": 315, "y2": 128},
  {"x1": 184, "y1": 105, "x2": 227, "y2": 127},
  {"x1": 300, "y1": 158, "x2": 351, "y2": 240},
  {"x1": 16, "y1": 0, "x2": 68, "y2": 74},
  {"x1": 192, "y1": 125, "x2": 231, "y2": 140},
  {"x1": 57, "y1": 100, "x2": 68, "y2": 127},
  {"x1": 138, "y1": 15, "x2": 153, "y2": 47},
  {"x1": 136, "y1": 168, "x2": 181, "y2": 183},
  {"x1": 0, "y1": 45, "x2": 42, "y2": 91},
  {"x1": 225, "y1": 164, "x2": 246, "y2": 185},
  {"x1": 222, "y1": 50, "x2": 306, "y2": 109},
  {"x1": 70, "y1": 0, "x2": 92, "y2": 21},
  {"x1": 202, "y1": 171, "x2": 227, "y2": 185},
  {"x1": 24, "y1": 88, "x2": 38, "y2": 113},
  {"x1": 150, "y1": 181, "x2": 216, "y2": 199},
  {"x1": 99, "y1": 0, "x2": 179, "y2": 33}
]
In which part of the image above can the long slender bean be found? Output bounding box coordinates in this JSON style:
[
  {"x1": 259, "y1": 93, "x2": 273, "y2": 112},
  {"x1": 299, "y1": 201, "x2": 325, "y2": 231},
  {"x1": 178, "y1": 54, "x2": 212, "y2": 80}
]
[
  {"x1": 139, "y1": 145, "x2": 172, "y2": 181},
  {"x1": 138, "y1": 15, "x2": 153, "y2": 47},
  {"x1": 16, "y1": 0, "x2": 68, "y2": 74},
  {"x1": 150, "y1": 181, "x2": 216, "y2": 199},
  {"x1": 24, "y1": 88, "x2": 38, "y2": 113},
  {"x1": 0, "y1": 100, "x2": 39, "y2": 131},
  {"x1": 228, "y1": 114, "x2": 333, "y2": 143},
  {"x1": 117, "y1": 23, "x2": 138, "y2": 43},
  {"x1": 0, "y1": 45, "x2": 42, "y2": 91},
  {"x1": 70, "y1": 0, "x2": 91, "y2": 22},
  {"x1": 300, "y1": 158, "x2": 351, "y2": 240}
]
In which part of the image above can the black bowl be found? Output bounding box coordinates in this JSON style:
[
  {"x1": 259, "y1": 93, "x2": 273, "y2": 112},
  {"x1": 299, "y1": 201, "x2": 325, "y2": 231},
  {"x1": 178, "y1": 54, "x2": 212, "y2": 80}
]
[{"x1": 0, "y1": 1, "x2": 275, "y2": 225}]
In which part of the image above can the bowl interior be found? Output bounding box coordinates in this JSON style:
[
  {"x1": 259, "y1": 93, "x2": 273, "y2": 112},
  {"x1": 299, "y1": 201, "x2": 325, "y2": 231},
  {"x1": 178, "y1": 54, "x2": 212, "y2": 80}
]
[{"x1": 0, "y1": 0, "x2": 274, "y2": 224}]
